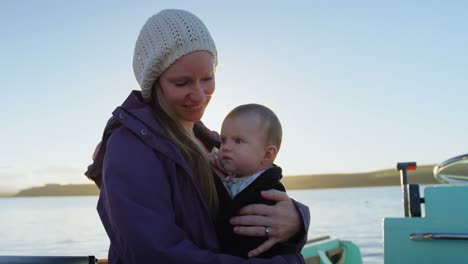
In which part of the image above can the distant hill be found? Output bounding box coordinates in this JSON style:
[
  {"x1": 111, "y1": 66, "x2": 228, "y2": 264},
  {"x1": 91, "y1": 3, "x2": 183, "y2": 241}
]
[
  {"x1": 11, "y1": 165, "x2": 439, "y2": 197},
  {"x1": 15, "y1": 184, "x2": 99, "y2": 197},
  {"x1": 281, "y1": 164, "x2": 439, "y2": 189}
]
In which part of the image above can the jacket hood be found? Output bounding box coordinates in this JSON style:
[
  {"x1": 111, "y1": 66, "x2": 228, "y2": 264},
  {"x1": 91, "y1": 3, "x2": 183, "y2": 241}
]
[
  {"x1": 112, "y1": 91, "x2": 189, "y2": 170},
  {"x1": 119, "y1": 91, "x2": 220, "y2": 148},
  {"x1": 85, "y1": 90, "x2": 220, "y2": 188},
  {"x1": 117, "y1": 90, "x2": 167, "y2": 138}
]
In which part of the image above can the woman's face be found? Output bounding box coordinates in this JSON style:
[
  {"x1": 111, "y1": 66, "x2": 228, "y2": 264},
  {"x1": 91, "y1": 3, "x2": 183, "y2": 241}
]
[{"x1": 158, "y1": 51, "x2": 215, "y2": 127}]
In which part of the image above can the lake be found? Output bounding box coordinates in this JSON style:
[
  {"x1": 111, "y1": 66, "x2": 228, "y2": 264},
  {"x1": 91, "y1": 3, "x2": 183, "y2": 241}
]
[{"x1": 0, "y1": 186, "x2": 409, "y2": 263}]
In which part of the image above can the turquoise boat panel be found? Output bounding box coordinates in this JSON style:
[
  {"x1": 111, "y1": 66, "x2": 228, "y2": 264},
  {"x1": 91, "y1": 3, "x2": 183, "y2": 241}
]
[
  {"x1": 383, "y1": 185, "x2": 468, "y2": 263},
  {"x1": 340, "y1": 241, "x2": 362, "y2": 264},
  {"x1": 301, "y1": 239, "x2": 340, "y2": 259},
  {"x1": 301, "y1": 239, "x2": 362, "y2": 264},
  {"x1": 424, "y1": 185, "x2": 468, "y2": 218}
]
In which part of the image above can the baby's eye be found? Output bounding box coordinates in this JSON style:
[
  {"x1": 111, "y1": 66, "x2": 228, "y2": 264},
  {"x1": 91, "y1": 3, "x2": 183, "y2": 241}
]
[
  {"x1": 234, "y1": 138, "x2": 243, "y2": 144},
  {"x1": 220, "y1": 137, "x2": 226, "y2": 144}
]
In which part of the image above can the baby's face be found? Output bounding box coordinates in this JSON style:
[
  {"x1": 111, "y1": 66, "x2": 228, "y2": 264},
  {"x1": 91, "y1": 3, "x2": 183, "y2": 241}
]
[{"x1": 218, "y1": 115, "x2": 267, "y2": 177}]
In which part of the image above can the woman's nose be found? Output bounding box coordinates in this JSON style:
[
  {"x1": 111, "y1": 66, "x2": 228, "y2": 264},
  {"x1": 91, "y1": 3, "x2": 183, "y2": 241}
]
[{"x1": 190, "y1": 84, "x2": 207, "y2": 103}]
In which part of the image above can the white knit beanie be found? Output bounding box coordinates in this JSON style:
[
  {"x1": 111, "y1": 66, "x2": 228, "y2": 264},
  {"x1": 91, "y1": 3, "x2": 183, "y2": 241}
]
[{"x1": 133, "y1": 9, "x2": 218, "y2": 101}]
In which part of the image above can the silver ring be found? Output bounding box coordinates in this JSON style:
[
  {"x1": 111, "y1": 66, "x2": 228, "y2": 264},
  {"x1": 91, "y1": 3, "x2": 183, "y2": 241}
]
[{"x1": 264, "y1": 226, "x2": 270, "y2": 238}]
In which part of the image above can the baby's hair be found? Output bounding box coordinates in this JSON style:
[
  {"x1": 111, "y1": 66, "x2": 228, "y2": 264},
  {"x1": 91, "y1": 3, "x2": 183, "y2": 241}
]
[{"x1": 226, "y1": 104, "x2": 282, "y2": 151}]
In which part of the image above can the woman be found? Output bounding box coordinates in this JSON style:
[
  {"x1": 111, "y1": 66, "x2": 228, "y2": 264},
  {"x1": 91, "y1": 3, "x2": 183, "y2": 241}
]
[{"x1": 86, "y1": 9, "x2": 310, "y2": 263}]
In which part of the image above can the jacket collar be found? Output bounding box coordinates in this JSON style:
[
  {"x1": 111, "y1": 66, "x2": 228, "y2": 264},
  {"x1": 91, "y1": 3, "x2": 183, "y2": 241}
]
[
  {"x1": 85, "y1": 90, "x2": 221, "y2": 191},
  {"x1": 117, "y1": 90, "x2": 167, "y2": 137},
  {"x1": 112, "y1": 91, "x2": 220, "y2": 174}
]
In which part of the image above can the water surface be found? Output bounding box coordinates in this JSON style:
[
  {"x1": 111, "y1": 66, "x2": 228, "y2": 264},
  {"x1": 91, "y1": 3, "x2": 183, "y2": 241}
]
[{"x1": 0, "y1": 186, "x2": 409, "y2": 263}]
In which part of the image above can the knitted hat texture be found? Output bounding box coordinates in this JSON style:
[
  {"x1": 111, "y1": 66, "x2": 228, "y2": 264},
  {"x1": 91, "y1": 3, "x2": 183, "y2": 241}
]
[{"x1": 133, "y1": 9, "x2": 218, "y2": 100}]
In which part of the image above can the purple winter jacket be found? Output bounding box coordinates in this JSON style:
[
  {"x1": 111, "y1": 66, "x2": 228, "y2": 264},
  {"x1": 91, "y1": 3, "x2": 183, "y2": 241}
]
[{"x1": 93, "y1": 91, "x2": 309, "y2": 264}]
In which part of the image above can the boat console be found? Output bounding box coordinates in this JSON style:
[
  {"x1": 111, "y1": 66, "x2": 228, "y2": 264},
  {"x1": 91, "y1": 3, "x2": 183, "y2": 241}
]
[{"x1": 383, "y1": 154, "x2": 468, "y2": 263}]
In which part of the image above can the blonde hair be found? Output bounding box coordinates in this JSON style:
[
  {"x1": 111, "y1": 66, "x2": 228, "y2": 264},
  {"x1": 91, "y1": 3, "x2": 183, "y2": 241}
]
[{"x1": 150, "y1": 85, "x2": 218, "y2": 208}]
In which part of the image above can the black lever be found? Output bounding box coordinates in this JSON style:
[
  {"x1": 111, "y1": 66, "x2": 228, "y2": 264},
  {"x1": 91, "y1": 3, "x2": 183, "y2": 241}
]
[{"x1": 396, "y1": 162, "x2": 422, "y2": 217}]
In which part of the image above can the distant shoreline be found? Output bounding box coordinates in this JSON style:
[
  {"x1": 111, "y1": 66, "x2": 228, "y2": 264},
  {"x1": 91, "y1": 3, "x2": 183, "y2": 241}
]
[
  {"x1": 1, "y1": 165, "x2": 440, "y2": 198},
  {"x1": 282, "y1": 164, "x2": 438, "y2": 189},
  {"x1": 12, "y1": 184, "x2": 100, "y2": 197}
]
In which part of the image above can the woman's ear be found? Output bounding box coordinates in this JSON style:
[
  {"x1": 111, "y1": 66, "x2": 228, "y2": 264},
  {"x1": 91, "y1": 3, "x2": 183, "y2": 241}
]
[{"x1": 263, "y1": 145, "x2": 278, "y2": 163}]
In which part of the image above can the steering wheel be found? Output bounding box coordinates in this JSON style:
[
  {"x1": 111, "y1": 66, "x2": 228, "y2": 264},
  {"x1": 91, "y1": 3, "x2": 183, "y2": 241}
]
[{"x1": 433, "y1": 153, "x2": 468, "y2": 185}]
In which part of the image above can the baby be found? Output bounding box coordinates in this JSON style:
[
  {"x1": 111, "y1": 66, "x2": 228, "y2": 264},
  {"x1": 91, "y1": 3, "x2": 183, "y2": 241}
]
[{"x1": 210, "y1": 103, "x2": 298, "y2": 258}]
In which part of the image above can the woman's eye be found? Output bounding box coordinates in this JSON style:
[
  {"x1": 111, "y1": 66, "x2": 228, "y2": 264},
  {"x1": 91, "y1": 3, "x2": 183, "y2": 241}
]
[
  {"x1": 174, "y1": 82, "x2": 187, "y2": 87},
  {"x1": 235, "y1": 138, "x2": 243, "y2": 144}
]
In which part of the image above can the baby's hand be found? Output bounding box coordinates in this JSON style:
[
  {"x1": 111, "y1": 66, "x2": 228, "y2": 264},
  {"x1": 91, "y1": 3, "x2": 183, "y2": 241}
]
[{"x1": 208, "y1": 148, "x2": 227, "y2": 177}]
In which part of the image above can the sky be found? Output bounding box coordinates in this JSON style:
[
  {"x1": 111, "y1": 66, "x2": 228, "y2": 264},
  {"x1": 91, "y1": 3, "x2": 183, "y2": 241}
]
[{"x1": 1, "y1": 1, "x2": 467, "y2": 194}]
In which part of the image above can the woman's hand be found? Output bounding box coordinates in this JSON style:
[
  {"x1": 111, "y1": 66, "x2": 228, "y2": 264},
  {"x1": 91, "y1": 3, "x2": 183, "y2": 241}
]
[{"x1": 229, "y1": 189, "x2": 302, "y2": 257}]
